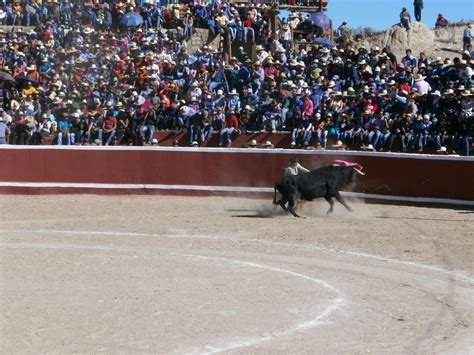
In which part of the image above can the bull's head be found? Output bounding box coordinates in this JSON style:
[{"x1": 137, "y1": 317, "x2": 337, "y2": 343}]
[{"x1": 345, "y1": 167, "x2": 365, "y2": 189}]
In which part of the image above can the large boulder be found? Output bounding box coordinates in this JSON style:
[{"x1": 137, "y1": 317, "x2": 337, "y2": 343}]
[
  {"x1": 358, "y1": 22, "x2": 436, "y2": 57},
  {"x1": 384, "y1": 21, "x2": 435, "y2": 51}
]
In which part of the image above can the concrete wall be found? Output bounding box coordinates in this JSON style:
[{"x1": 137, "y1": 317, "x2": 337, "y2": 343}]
[{"x1": 0, "y1": 146, "x2": 473, "y2": 205}]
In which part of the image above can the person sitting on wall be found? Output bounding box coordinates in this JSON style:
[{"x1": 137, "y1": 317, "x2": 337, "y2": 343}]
[{"x1": 219, "y1": 110, "x2": 239, "y2": 147}]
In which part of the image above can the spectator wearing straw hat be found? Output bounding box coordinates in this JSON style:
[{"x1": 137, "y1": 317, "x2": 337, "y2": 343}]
[{"x1": 413, "y1": 74, "x2": 431, "y2": 95}]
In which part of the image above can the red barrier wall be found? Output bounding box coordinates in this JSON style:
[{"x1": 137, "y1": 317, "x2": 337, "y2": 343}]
[{"x1": 0, "y1": 146, "x2": 473, "y2": 204}]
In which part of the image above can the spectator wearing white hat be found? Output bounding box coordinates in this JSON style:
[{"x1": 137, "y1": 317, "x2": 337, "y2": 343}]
[{"x1": 413, "y1": 74, "x2": 431, "y2": 95}]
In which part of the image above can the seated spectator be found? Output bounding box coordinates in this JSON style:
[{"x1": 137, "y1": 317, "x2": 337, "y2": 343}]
[
  {"x1": 139, "y1": 106, "x2": 157, "y2": 145},
  {"x1": 57, "y1": 114, "x2": 72, "y2": 145},
  {"x1": 0, "y1": 0, "x2": 470, "y2": 156},
  {"x1": 400, "y1": 7, "x2": 411, "y2": 31},
  {"x1": 219, "y1": 111, "x2": 239, "y2": 147},
  {"x1": 102, "y1": 113, "x2": 118, "y2": 146},
  {"x1": 435, "y1": 13, "x2": 448, "y2": 28}
]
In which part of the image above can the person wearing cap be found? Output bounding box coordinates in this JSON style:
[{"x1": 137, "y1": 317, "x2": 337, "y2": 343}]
[
  {"x1": 337, "y1": 20, "x2": 350, "y2": 38},
  {"x1": 462, "y1": 23, "x2": 473, "y2": 52},
  {"x1": 435, "y1": 13, "x2": 448, "y2": 28},
  {"x1": 400, "y1": 7, "x2": 411, "y2": 31},
  {"x1": 414, "y1": 114, "x2": 432, "y2": 152}
]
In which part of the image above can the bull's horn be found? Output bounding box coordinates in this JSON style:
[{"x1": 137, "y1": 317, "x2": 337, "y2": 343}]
[{"x1": 353, "y1": 168, "x2": 365, "y2": 176}]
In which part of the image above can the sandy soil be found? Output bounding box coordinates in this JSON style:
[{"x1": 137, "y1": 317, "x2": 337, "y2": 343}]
[{"x1": 0, "y1": 195, "x2": 473, "y2": 354}]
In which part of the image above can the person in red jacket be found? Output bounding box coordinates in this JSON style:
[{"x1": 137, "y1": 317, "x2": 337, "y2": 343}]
[
  {"x1": 435, "y1": 13, "x2": 448, "y2": 28},
  {"x1": 219, "y1": 111, "x2": 239, "y2": 147}
]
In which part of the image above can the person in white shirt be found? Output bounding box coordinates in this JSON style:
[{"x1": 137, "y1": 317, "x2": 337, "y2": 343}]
[
  {"x1": 412, "y1": 74, "x2": 431, "y2": 95},
  {"x1": 284, "y1": 157, "x2": 309, "y2": 176}
]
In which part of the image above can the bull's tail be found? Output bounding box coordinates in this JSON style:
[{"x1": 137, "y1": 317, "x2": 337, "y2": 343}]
[{"x1": 273, "y1": 185, "x2": 278, "y2": 205}]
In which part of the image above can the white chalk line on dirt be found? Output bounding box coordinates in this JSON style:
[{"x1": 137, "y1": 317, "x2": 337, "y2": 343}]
[
  {"x1": 0, "y1": 228, "x2": 472, "y2": 284},
  {"x1": 175, "y1": 254, "x2": 344, "y2": 354},
  {"x1": 0, "y1": 237, "x2": 344, "y2": 354}
]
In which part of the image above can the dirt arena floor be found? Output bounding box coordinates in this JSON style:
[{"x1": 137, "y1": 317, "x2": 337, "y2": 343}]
[{"x1": 0, "y1": 194, "x2": 473, "y2": 354}]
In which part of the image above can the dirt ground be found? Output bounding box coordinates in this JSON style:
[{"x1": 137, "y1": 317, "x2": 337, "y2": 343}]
[{"x1": 0, "y1": 195, "x2": 473, "y2": 354}]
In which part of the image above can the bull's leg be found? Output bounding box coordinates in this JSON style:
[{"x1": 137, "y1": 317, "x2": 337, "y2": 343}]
[
  {"x1": 277, "y1": 197, "x2": 289, "y2": 212},
  {"x1": 287, "y1": 194, "x2": 301, "y2": 218},
  {"x1": 333, "y1": 191, "x2": 354, "y2": 212},
  {"x1": 324, "y1": 195, "x2": 335, "y2": 215}
]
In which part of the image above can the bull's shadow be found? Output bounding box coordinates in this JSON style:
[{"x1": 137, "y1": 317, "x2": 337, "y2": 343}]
[
  {"x1": 231, "y1": 214, "x2": 274, "y2": 219},
  {"x1": 226, "y1": 208, "x2": 286, "y2": 219}
]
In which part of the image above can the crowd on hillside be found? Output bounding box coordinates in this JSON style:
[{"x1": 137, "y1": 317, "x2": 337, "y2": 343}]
[{"x1": 0, "y1": 1, "x2": 472, "y2": 155}]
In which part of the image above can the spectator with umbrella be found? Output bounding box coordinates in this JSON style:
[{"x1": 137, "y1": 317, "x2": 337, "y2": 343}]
[{"x1": 120, "y1": 11, "x2": 144, "y2": 28}]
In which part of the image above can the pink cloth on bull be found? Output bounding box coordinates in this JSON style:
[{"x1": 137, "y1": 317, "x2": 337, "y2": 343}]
[{"x1": 331, "y1": 160, "x2": 363, "y2": 171}]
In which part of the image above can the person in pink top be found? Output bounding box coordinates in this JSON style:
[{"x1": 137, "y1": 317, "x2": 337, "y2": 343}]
[{"x1": 302, "y1": 94, "x2": 314, "y2": 119}]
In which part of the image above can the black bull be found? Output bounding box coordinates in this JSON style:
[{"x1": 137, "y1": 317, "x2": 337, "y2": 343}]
[{"x1": 273, "y1": 166, "x2": 365, "y2": 217}]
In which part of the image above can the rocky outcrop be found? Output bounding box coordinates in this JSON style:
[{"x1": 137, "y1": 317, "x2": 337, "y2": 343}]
[{"x1": 355, "y1": 22, "x2": 472, "y2": 58}]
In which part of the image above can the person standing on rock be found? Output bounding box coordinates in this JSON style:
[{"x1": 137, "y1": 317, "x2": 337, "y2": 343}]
[
  {"x1": 413, "y1": 0, "x2": 423, "y2": 22},
  {"x1": 463, "y1": 24, "x2": 473, "y2": 52}
]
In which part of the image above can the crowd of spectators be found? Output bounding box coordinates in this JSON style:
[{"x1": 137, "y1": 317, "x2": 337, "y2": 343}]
[{"x1": 0, "y1": 1, "x2": 472, "y2": 155}]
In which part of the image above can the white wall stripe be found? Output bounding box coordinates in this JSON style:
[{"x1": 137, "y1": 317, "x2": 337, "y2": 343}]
[
  {"x1": 0, "y1": 181, "x2": 472, "y2": 206},
  {"x1": 0, "y1": 145, "x2": 472, "y2": 161}
]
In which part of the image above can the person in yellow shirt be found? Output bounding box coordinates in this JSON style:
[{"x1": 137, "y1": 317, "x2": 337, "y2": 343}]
[{"x1": 21, "y1": 81, "x2": 37, "y2": 97}]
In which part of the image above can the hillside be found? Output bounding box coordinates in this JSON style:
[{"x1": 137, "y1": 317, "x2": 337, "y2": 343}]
[{"x1": 353, "y1": 22, "x2": 472, "y2": 59}]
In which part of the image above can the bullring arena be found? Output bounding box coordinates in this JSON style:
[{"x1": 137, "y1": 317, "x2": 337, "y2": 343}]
[{"x1": 0, "y1": 147, "x2": 473, "y2": 353}]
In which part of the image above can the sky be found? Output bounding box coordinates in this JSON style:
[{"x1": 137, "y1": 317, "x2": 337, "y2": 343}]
[{"x1": 291, "y1": 0, "x2": 473, "y2": 31}]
